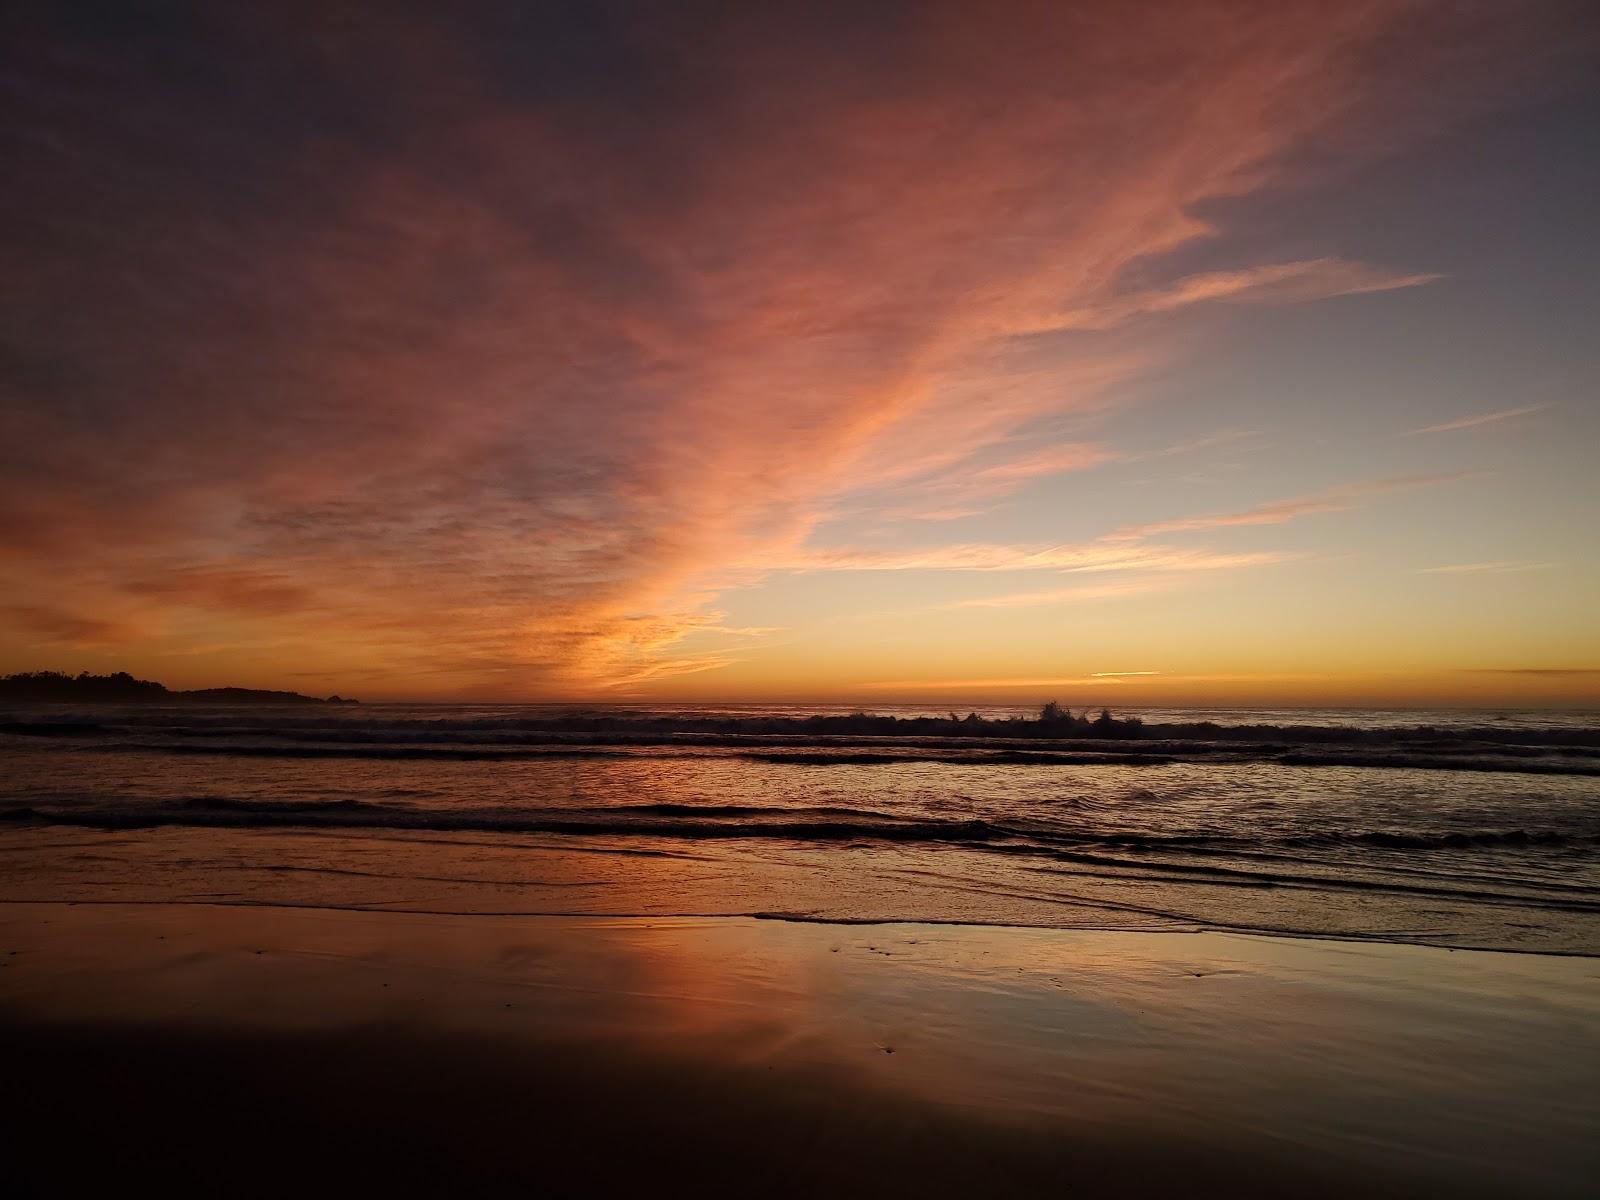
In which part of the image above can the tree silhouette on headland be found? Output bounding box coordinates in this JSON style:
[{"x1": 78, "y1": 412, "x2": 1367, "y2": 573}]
[{"x1": 0, "y1": 671, "x2": 356, "y2": 704}]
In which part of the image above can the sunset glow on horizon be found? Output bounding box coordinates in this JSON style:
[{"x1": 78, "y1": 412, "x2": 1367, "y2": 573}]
[{"x1": 3, "y1": 2, "x2": 1597, "y2": 706}]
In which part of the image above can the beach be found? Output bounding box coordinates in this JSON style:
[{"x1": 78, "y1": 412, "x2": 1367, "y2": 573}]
[
  {"x1": 4, "y1": 901, "x2": 1595, "y2": 1197},
  {"x1": 5, "y1": 702, "x2": 1597, "y2": 1194}
]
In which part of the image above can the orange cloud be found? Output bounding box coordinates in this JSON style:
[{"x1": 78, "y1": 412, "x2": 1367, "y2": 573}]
[
  {"x1": 1417, "y1": 561, "x2": 1554, "y2": 575},
  {"x1": 863, "y1": 676, "x2": 1144, "y2": 691},
  {"x1": 859, "y1": 441, "x2": 1115, "y2": 522},
  {"x1": 3, "y1": 606, "x2": 144, "y2": 647},
  {"x1": 1042, "y1": 258, "x2": 1440, "y2": 332},
  {"x1": 949, "y1": 580, "x2": 1177, "y2": 610},
  {"x1": 1110, "y1": 473, "x2": 1478, "y2": 540},
  {"x1": 123, "y1": 567, "x2": 315, "y2": 617},
  {"x1": 775, "y1": 543, "x2": 1289, "y2": 574},
  {"x1": 0, "y1": 4, "x2": 1578, "y2": 696}
]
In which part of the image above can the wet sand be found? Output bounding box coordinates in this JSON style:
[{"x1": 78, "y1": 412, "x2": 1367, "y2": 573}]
[{"x1": 2, "y1": 903, "x2": 1595, "y2": 1197}]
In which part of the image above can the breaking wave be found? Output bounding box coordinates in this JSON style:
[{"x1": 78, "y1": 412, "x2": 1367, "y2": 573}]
[{"x1": 5, "y1": 796, "x2": 1596, "y2": 857}]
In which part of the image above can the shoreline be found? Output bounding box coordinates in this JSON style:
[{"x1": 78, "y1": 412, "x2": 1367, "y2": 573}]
[
  {"x1": 5, "y1": 903, "x2": 1595, "y2": 1196},
  {"x1": 7, "y1": 895, "x2": 1600, "y2": 959}
]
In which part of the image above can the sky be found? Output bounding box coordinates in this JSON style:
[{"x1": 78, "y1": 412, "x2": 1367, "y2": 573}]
[{"x1": 2, "y1": 1, "x2": 1597, "y2": 706}]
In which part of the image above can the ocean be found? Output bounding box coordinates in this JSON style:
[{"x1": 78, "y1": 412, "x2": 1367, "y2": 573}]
[{"x1": 3, "y1": 703, "x2": 1597, "y2": 955}]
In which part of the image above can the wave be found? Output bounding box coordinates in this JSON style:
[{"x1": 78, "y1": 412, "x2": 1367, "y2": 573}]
[
  {"x1": 1278, "y1": 751, "x2": 1600, "y2": 776},
  {"x1": 7, "y1": 797, "x2": 1597, "y2": 936},
  {"x1": 97, "y1": 742, "x2": 646, "y2": 761},
  {"x1": 5, "y1": 699, "x2": 1599, "y2": 777},
  {"x1": 1298, "y1": 829, "x2": 1589, "y2": 850},
  {"x1": 0, "y1": 721, "x2": 109, "y2": 737},
  {"x1": 6, "y1": 732, "x2": 1598, "y2": 775},
  {"x1": 5, "y1": 798, "x2": 1596, "y2": 856},
  {"x1": 6, "y1": 708, "x2": 1600, "y2": 748},
  {"x1": 109, "y1": 742, "x2": 1179, "y2": 768}
]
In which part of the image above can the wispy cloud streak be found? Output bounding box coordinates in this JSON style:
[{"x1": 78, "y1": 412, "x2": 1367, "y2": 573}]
[
  {"x1": 1418, "y1": 561, "x2": 1553, "y2": 574},
  {"x1": 1403, "y1": 404, "x2": 1552, "y2": 435},
  {"x1": 948, "y1": 580, "x2": 1174, "y2": 610},
  {"x1": 863, "y1": 676, "x2": 1149, "y2": 691},
  {"x1": 1042, "y1": 259, "x2": 1439, "y2": 332},
  {"x1": 776, "y1": 545, "x2": 1288, "y2": 574},
  {"x1": 1110, "y1": 474, "x2": 1478, "y2": 540}
]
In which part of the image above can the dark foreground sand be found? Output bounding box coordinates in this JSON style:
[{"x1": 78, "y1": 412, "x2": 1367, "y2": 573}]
[{"x1": 2, "y1": 904, "x2": 1595, "y2": 1197}]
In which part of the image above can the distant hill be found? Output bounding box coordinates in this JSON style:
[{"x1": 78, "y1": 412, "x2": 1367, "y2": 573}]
[{"x1": 0, "y1": 671, "x2": 357, "y2": 704}]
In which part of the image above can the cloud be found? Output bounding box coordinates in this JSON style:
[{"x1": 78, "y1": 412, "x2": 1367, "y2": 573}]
[
  {"x1": 1417, "y1": 561, "x2": 1553, "y2": 574},
  {"x1": 860, "y1": 441, "x2": 1115, "y2": 521},
  {"x1": 1110, "y1": 473, "x2": 1478, "y2": 540},
  {"x1": 597, "y1": 656, "x2": 747, "y2": 687},
  {"x1": 1457, "y1": 668, "x2": 1600, "y2": 677},
  {"x1": 2, "y1": 606, "x2": 144, "y2": 647},
  {"x1": 123, "y1": 567, "x2": 316, "y2": 617},
  {"x1": 898, "y1": 508, "x2": 989, "y2": 524},
  {"x1": 1128, "y1": 430, "x2": 1264, "y2": 461},
  {"x1": 777, "y1": 543, "x2": 1289, "y2": 574},
  {"x1": 0, "y1": 4, "x2": 1576, "y2": 694},
  {"x1": 862, "y1": 676, "x2": 1148, "y2": 691},
  {"x1": 1402, "y1": 403, "x2": 1553, "y2": 436},
  {"x1": 945, "y1": 443, "x2": 1115, "y2": 495},
  {"x1": 948, "y1": 579, "x2": 1173, "y2": 610},
  {"x1": 1043, "y1": 258, "x2": 1440, "y2": 332}
]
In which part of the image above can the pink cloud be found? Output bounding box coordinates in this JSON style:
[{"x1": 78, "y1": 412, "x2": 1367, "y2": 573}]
[
  {"x1": 1109, "y1": 473, "x2": 1479, "y2": 540},
  {"x1": 948, "y1": 580, "x2": 1175, "y2": 610},
  {"x1": 0, "y1": 5, "x2": 1578, "y2": 695},
  {"x1": 1043, "y1": 258, "x2": 1441, "y2": 332},
  {"x1": 776, "y1": 543, "x2": 1289, "y2": 574}
]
